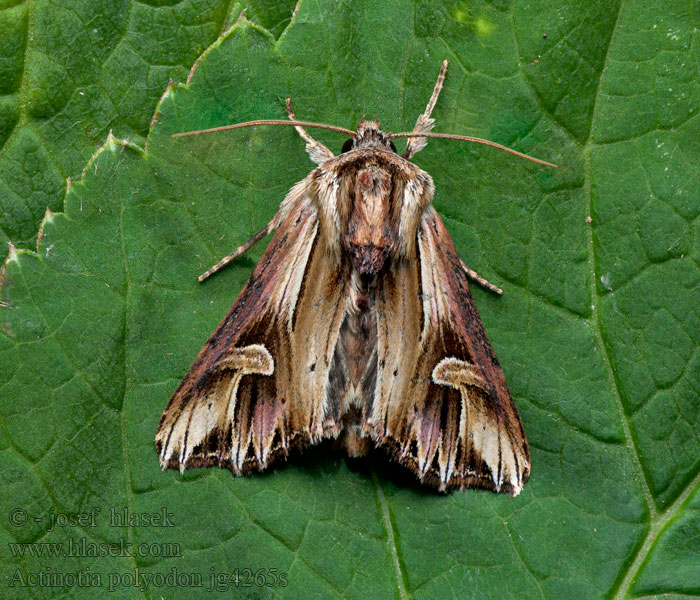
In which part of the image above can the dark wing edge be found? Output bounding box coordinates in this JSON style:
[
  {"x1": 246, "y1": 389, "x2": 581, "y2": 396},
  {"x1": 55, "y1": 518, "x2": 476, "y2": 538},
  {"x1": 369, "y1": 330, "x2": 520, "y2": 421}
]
[
  {"x1": 156, "y1": 181, "x2": 350, "y2": 476},
  {"x1": 370, "y1": 206, "x2": 530, "y2": 495}
]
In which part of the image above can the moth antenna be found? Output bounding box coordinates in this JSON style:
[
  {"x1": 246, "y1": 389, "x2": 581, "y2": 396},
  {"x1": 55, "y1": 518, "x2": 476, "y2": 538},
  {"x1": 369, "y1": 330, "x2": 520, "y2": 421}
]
[
  {"x1": 172, "y1": 120, "x2": 355, "y2": 138},
  {"x1": 285, "y1": 98, "x2": 335, "y2": 164},
  {"x1": 285, "y1": 98, "x2": 316, "y2": 145},
  {"x1": 403, "y1": 59, "x2": 449, "y2": 159},
  {"x1": 392, "y1": 131, "x2": 558, "y2": 168}
]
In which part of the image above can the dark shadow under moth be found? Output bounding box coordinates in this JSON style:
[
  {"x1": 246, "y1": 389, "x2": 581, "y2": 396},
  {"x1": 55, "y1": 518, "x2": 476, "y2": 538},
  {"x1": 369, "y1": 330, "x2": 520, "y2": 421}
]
[{"x1": 156, "y1": 61, "x2": 557, "y2": 496}]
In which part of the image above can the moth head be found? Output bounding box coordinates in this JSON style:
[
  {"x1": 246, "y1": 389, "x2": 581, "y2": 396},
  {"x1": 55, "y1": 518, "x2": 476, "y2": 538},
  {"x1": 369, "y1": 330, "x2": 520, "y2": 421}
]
[{"x1": 341, "y1": 118, "x2": 398, "y2": 154}]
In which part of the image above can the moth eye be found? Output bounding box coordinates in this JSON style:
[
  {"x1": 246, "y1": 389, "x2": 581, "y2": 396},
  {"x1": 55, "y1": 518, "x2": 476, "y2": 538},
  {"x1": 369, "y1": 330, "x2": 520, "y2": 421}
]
[
  {"x1": 389, "y1": 140, "x2": 397, "y2": 153},
  {"x1": 341, "y1": 139, "x2": 354, "y2": 153}
]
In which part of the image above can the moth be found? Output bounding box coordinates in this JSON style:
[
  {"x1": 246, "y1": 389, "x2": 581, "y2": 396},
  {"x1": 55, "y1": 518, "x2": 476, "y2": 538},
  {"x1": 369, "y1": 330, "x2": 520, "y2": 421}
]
[{"x1": 156, "y1": 61, "x2": 556, "y2": 496}]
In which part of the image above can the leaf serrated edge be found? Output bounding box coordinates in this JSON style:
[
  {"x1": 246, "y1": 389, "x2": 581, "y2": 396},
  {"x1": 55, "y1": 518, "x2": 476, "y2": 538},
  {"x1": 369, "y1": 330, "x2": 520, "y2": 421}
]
[
  {"x1": 0, "y1": 242, "x2": 19, "y2": 296},
  {"x1": 0, "y1": 130, "x2": 144, "y2": 301},
  {"x1": 35, "y1": 206, "x2": 54, "y2": 251},
  {"x1": 185, "y1": 8, "x2": 251, "y2": 86},
  {"x1": 80, "y1": 130, "x2": 145, "y2": 181},
  {"x1": 1, "y1": 243, "x2": 22, "y2": 308},
  {"x1": 145, "y1": 7, "x2": 298, "y2": 153}
]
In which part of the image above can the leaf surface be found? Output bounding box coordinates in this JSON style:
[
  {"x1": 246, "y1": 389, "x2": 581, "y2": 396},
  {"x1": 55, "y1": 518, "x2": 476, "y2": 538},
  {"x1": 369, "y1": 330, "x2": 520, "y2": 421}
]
[
  {"x1": 1, "y1": 1, "x2": 699, "y2": 598},
  {"x1": 0, "y1": 0, "x2": 295, "y2": 260}
]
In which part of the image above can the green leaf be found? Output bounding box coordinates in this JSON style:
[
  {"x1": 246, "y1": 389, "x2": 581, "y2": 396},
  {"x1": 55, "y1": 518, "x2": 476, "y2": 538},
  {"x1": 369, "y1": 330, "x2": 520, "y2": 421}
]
[
  {"x1": 0, "y1": 0, "x2": 297, "y2": 260},
  {"x1": 1, "y1": 1, "x2": 699, "y2": 599}
]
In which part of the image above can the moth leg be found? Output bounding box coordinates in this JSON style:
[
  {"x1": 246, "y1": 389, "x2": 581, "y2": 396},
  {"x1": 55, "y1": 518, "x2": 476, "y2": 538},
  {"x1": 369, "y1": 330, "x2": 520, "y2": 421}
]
[
  {"x1": 403, "y1": 60, "x2": 449, "y2": 159},
  {"x1": 460, "y1": 259, "x2": 503, "y2": 295},
  {"x1": 198, "y1": 225, "x2": 270, "y2": 282},
  {"x1": 285, "y1": 98, "x2": 335, "y2": 164}
]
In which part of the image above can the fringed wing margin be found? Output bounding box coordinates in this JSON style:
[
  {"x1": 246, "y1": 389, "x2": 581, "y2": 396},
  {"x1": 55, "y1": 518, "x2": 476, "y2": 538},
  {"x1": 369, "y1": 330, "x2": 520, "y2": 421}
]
[
  {"x1": 370, "y1": 206, "x2": 530, "y2": 495},
  {"x1": 156, "y1": 190, "x2": 350, "y2": 475}
]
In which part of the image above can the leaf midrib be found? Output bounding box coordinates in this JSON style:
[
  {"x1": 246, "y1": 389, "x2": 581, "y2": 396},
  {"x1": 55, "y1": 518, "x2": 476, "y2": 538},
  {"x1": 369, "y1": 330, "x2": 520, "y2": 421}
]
[{"x1": 579, "y1": 1, "x2": 699, "y2": 596}]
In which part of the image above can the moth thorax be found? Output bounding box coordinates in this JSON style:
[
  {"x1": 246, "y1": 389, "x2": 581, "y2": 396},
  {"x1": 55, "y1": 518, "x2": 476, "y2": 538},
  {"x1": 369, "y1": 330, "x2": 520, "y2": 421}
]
[{"x1": 344, "y1": 166, "x2": 397, "y2": 276}]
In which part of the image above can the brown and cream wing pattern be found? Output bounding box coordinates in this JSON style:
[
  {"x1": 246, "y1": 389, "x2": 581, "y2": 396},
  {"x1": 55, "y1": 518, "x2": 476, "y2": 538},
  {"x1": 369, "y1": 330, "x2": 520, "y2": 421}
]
[
  {"x1": 370, "y1": 205, "x2": 530, "y2": 495},
  {"x1": 156, "y1": 180, "x2": 350, "y2": 474}
]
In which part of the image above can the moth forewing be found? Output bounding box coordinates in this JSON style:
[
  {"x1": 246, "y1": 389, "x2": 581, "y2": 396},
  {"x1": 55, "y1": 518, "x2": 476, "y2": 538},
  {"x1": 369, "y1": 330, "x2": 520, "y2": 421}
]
[{"x1": 158, "y1": 61, "x2": 552, "y2": 496}]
